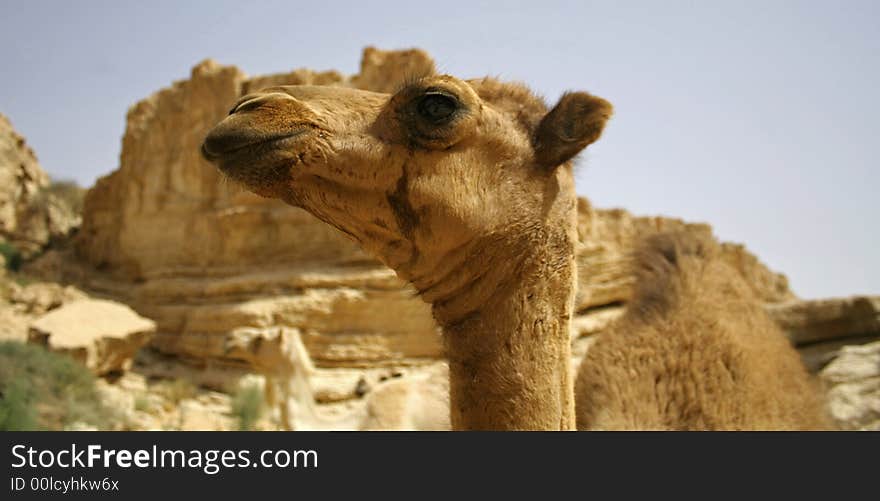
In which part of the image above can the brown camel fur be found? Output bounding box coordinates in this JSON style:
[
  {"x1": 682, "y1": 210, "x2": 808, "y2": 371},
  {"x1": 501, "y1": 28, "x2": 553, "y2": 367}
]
[
  {"x1": 202, "y1": 74, "x2": 611, "y2": 430},
  {"x1": 576, "y1": 230, "x2": 831, "y2": 430}
]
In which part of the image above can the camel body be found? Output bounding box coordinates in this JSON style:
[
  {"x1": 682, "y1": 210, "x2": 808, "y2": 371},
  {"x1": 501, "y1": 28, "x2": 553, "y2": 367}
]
[{"x1": 577, "y1": 231, "x2": 830, "y2": 430}]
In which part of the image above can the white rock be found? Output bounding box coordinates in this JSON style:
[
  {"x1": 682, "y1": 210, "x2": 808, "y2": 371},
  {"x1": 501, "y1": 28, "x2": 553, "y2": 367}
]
[
  {"x1": 28, "y1": 299, "x2": 156, "y2": 375},
  {"x1": 820, "y1": 341, "x2": 880, "y2": 430}
]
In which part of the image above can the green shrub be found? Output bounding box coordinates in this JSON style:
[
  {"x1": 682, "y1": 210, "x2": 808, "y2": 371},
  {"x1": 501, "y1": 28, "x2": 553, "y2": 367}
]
[
  {"x1": 0, "y1": 241, "x2": 22, "y2": 272},
  {"x1": 0, "y1": 379, "x2": 38, "y2": 431},
  {"x1": 155, "y1": 378, "x2": 198, "y2": 405},
  {"x1": 231, "y1": 384, "x2": 264, "y2": 431},
  {"x1": 0, "y1": 342, "x2": 110, "y2": 430}
]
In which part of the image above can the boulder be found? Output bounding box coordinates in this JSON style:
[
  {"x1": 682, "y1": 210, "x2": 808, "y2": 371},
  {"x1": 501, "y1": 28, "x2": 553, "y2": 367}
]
[
  {"x1": 361, "y1": 363, "x2": 450, "y2": 431},
  {"x1": 819, "y1": 341, "x2": 880, "y2": 430},
  {"x1": 28, "y1": 299, "x2": 156, "y2": 375}
]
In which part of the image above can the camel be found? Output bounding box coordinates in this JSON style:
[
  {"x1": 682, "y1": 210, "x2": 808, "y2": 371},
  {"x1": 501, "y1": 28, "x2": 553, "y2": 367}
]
[
  {"x1": 202, "y1": 74, "x2": 607, "y2": 430},
  {"x1": 201, "y1": 70, "x2": 827, "y2": 430},
  {"x1": 575, "y1": 230, "x2": 831, "y2": 430},
  {"x1": 226, "y1": 326, "x2": 449, "y2": 430},
  {"x1": 225, "y1": 326, "x2": 341, "y2": 430}
]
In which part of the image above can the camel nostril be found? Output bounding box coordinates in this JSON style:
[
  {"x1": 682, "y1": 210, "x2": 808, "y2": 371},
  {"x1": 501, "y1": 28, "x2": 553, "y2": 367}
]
[
  {"x1": 227, "y1": 92, "x2": 263, "y2": 115},
  {"x1": 229, "y1": 96, "x2": 259, "y2": 115},
  {"x1": 228, "y1": 92, "x2": 295, "y2": 116}
]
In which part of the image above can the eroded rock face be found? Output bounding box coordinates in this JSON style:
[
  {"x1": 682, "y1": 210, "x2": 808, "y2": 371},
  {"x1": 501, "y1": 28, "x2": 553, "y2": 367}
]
[
  {"x1": 768, "y1": 296, "x2": 880, "y2": 346},
  {"x1": 768, "y1": 296, "x2": 880, "y2": 372},
  {"x1": 75, "y1": 50, "x2": 440, "y2": 280},
  {"x1": 0, "y1": 113, "x2": 49, "y2": 244},
  {"x1": 819, "y1": 341, "x2": 880, "y2": 430},
  {"x1": 574, "y1": 199, "x2": 794, "y2": 311},
  {"x1": 0, "y1": 114, "x2": 80, "y2": 256},
  {"x1": 0, "y1": 281, "x2": 89, "y2": 342},
  {"x1": 11, "y1": 282, "x2": 89, "y2": 315},
  {"x1": 28, "y1": 299, "x2": 156, "y2": 375}
]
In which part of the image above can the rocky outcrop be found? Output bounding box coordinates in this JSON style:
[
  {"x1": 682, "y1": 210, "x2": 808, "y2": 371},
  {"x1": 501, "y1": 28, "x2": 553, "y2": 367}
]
[
  {"x1": 574, "y1": 199, "x2": 794, "y2": 311},
  {"x1": 0, "y1": 113, "x2": 49, "y2": 249},
  {"x1": 28, "y1": 299, "x2": 156, "y2": 375},
  {"x1": 768, "y1": 296, "x2": 880, "y2": 345},
  {"x1": 0, "y1": 281, "x2": 88, "y2": 342},
  {"x1": 75, "y1": 49, "x2": 438, "y2": 280},
  {"x1": 768, "y1": 296, "x2": 880, "y2": 372},
  {"x1": 11, "y1": 281, "x2": 89, "y2": 315},
  {"x1": 0, "y1": 114, "x2": 81, "y2": 257},
  {"x1": 819, "y1": 341, "x2": 880, "y2": 430}
]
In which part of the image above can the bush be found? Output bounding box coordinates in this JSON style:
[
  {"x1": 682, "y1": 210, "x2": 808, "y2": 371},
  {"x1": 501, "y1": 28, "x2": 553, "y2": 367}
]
[
  {"x1": 231, "y1": 384, "x2": 264, "y2": 431},
  {"x1": 0, "y1": 379, "x2": 37, "y2": 430},
  {"x1": 155, "y1": 378, "x2": 198, "y2": 405},
  {"x1": 0, "y1": 342, "x2": 110, "y2": 430},
  {"x1": 0, "y1": 241, "x2": 22, "y2": 272}
]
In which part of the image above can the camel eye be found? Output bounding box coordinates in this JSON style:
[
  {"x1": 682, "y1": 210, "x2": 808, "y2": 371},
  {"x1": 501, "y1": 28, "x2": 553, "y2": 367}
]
[{"x1": 417, "y1": 92, "x2": 459, "y2": 124}]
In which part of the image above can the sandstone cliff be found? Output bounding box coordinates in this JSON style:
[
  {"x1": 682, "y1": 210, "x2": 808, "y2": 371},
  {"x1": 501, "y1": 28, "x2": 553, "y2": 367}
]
[{"x1": 75, "y1": 49, "x2": 437, "y2": 280}]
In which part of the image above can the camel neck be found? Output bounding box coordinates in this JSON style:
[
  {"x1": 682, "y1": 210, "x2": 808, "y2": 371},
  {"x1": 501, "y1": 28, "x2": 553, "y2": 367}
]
[{"x1": 430, "y1": 232, "x2": 578, "y2": 430}]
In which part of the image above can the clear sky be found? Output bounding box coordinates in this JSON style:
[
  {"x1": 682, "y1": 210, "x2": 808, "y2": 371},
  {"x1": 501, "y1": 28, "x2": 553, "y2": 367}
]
[{"x1": 0, "y1": 0, "x2": 877, "y2": 299}]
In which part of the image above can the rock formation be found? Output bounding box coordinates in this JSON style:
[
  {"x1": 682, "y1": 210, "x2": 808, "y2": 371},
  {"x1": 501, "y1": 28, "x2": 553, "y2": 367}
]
[
  {"x1": 767, "y1": 296, "x2": 880, "y2": 371},
  {"x1": 819, "y1": 341, "x2": 880, "y2": 430},
  {"x1": 28, "y1": 299, "x2": 156, "y2": 375},
  {"x1": 0, "y1": 281, "x2": 88, "y2": 342},
  {"x1": 0, "y1": 114, "x2": 81, "y2": 257},
  {"x1": 0, "y1": 113, "x2": 49, "y2": 248}
]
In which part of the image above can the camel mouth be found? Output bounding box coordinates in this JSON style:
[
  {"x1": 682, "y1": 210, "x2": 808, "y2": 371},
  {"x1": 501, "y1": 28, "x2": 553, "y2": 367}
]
[
  {"x1": 201, "y1": 128, "x2": 315, "y2": 191},
  {"x1": 201, "y1": 128, "x2": 313, "y2": 160}
]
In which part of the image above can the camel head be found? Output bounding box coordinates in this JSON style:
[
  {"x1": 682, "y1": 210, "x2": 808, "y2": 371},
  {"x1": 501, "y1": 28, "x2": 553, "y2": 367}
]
[{"x1": 202, "y1": 75, "x2": 612, "y2": 307}]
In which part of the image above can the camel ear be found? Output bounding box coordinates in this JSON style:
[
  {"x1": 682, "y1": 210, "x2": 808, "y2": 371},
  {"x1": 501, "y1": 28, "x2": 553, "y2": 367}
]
[{"x1": 533, "y1": 92, "x2": 613, "y2": 168}]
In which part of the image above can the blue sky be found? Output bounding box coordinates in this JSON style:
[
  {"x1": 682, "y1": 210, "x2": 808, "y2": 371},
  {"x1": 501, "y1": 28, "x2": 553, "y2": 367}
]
[{"x1": 0, "y1": 0, "x2": 877, "y2": 299}]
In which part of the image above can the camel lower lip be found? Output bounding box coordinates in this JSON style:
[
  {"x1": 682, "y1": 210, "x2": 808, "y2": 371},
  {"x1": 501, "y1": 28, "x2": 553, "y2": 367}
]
[
  {"x1": 205, "y1": 129, "x2": 311, "y2": 159},
  {"x1": 206, "y1": 129, "x2": 314, "y2": 187}
]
